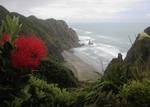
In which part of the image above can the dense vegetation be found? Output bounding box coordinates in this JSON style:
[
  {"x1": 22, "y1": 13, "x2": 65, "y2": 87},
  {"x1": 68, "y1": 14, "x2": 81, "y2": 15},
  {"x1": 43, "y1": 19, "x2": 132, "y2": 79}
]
[
  {"x1": 1, "y1": 5, "x2": 150, "y2": 107},
  {"x1": 35, "y1": 57, "x2": 78, "y2": 88},
  {"x1": 0, "y1": 14, "x2": 79, "y2": 107}
]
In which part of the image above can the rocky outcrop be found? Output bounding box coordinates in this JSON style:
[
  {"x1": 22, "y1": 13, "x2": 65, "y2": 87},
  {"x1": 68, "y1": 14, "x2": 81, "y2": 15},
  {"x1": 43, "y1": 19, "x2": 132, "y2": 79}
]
[
  {"x1": 144, "y1": 26, "x2": 150, "y2": 36},
  {"x1": 104, "y1": 27, "x2": 150, "y2": 80},
  {"x1": 125, "y1": 27, "x2": 150, "y2": 70},
  {"x1": 0, "y1": 5, "x2": 80, "y2": 59}
]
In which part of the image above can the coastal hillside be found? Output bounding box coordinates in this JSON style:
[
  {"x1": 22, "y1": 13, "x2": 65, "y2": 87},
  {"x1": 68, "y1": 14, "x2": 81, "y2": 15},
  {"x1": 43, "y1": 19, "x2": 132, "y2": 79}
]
[
  {"x1": 1, "y1": 4, "x2": 150, "y2": 107},
  {"x1": 80, "y1": 27, "x2": 150, "y2": 107},
  {"x1": 0, "y1": 5, "x2": 80, "y2": 58},
  {"x1": 0, "y1": 0, "x2": 150, "y2": 106},
  {"x1": 0, "y1": 6, "x2": 81, "y2": 107},
  {"x1": 0, "y1": 6, "x2": 101, "y2": 82}
]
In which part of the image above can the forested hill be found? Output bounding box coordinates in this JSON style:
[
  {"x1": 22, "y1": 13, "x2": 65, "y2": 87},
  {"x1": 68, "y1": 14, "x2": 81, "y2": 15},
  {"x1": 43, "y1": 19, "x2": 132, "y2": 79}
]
[{"x1": 0, "y1": 5, "x2": 80, "y2": 58}]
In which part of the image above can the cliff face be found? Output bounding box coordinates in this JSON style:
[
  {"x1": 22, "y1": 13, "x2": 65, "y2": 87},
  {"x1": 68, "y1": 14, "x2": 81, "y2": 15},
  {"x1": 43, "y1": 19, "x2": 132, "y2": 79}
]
[
  {"x1": 103, "y1": 27, "x2": 150, "y2": 80},
  {"x1": 125, "y1": 27, "x2": 150, "y2": 70},
  {"x1": 103, "y1": 27, "x2": 150, "y2": 83},
  {"x1": 0, "y1": 6, "x2": 80, "y2": 58}
]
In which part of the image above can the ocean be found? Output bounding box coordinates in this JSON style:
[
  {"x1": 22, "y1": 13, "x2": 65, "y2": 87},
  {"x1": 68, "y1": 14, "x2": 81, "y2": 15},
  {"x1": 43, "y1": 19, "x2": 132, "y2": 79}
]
[{"x1": 69, "y1": 23, "x2": 150, "y2": 73}]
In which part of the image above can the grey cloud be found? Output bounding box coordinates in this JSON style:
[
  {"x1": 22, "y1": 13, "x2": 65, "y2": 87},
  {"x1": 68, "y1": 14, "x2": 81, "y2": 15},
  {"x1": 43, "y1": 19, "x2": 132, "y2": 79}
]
[
  {"x1": 0, "y1": 0, "x2": 149, "y2": 22},
  {"x1": 0, "y1": 0, "x2": 57, "y2": 11}
]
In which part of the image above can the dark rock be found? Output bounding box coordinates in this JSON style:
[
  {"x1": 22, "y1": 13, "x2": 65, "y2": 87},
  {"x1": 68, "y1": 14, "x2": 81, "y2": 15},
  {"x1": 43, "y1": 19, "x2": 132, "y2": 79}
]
[
  {"x1": 125, "y1": 32, "x2": 150, "y2": 70},
  {"x1": 125, "y1": 32, "x2": 150, "y2": 64},
  {"x1": 144, "y1": 26, "x2": 150, "y2": 35},
  {"x1": 118, "y1": 53, "x2": 123, "y2": 61},
  {"x1": 103, "y1": 27, "x2": 150, "y2": 82}
]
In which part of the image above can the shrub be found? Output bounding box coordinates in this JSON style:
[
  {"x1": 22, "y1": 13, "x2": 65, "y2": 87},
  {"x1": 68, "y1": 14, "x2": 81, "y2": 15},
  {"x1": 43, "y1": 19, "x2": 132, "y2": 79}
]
[
  {"x1": 121, "y1": 79, "x2": 150, "y2": 107},
  {"x1": 103, "y1": 57, "x2": 143, "y2": 87},
  {"x1": 83, "y1": 80, "x2": 122, "y2": 107},
  {"x1": 0, "y1": 76, "x2": 75, "y2": 107},
  {"x1": 103, "y1": 58, "x2": 129, "y2": 86},
  {"x1": 35, "y1": 59, "x2": 78, "y2": 88},
  {"x1": 23, "y1": 76, "x2": 74, "y2": 107}
]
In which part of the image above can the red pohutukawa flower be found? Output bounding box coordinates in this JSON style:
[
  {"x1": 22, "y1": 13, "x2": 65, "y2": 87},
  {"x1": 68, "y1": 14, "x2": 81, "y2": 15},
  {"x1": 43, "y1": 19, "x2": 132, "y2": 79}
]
[
  {"x1": 0, "y1": 32, "x2": 10, "y2": 45},
  {"x1": 11, "y1": 35, "x2": 47, "y2": 69}
]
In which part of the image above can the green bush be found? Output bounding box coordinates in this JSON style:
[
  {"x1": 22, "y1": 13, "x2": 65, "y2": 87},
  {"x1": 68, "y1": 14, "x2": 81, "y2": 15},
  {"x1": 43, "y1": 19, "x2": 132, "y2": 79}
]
[
  {"x1": 103, "y1": 57, "x2": 143, "y2": 87},
  {"x1": 0, "y1": 76, "x2": 75, "y2": 107},
  {"x1": 85, "y1": 91, "x2": 122, "y2": 107},
  {"x1": 0, "y1": 15, "x2": 22, "y2": 42},
  {"x1": 23, "y1": 76, "x2": 74, "y2": 107},
  {"x1": 70, "y1": 90, "x2": 88, "y2": 107},
  {"x1": 35, "y1": 58, "x2": 78, "y2": 88},
  {"x1": 83, "y1": 80, "x2": 122, "y2": 107},
  {"x1": 103, "y1": 58, "x2": 129, "y2": 86},
  {"x1": 121, "y1": 79, "x2": 150, "y2": 107}
]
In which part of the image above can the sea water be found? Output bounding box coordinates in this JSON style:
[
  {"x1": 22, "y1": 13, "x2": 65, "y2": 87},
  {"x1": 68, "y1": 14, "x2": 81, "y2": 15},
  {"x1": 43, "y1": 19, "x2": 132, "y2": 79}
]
[{"x1": 69, "y1": 23, "x2": 150, "y2": 73}]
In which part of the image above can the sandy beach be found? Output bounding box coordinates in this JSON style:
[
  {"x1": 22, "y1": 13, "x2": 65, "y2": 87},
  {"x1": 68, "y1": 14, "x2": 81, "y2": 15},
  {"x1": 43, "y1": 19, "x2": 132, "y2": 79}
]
[{"x1": 62, "y1": 51, "x2": 101, "y2": 81}]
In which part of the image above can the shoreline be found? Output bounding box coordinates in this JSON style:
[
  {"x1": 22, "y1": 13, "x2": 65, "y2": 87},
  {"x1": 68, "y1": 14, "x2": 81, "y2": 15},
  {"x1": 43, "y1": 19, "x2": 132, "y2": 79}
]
[{"x1": 62, "y1": 50, "x2": 101, "y2": 81}]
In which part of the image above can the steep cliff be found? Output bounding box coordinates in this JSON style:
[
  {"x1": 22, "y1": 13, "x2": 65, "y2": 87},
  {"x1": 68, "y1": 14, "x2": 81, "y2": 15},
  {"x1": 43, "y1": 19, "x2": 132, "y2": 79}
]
[
  {"x1": 125, "y1": 27, "x2": 150, "y2": 70},
  {"x1": 104, "y1": 26, "x2": 150, "y2": 80},
  {"x1": 0, "y1": 5, "x2": 80, "y2": 58}
]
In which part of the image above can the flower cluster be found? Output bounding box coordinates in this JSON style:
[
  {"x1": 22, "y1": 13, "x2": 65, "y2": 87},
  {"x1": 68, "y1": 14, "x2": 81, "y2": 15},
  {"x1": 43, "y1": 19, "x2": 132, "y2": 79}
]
[
  {"x1": 0, "y1": 32, "x2": 10, "y2": 45},
  {"x1": 11, "y1": 35, "x2": 47, "y2": 69}
]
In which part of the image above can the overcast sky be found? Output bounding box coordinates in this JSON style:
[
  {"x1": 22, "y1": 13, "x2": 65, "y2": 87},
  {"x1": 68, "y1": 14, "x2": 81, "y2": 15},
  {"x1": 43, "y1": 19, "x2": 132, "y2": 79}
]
[{"x1": 0, "y1": 0, "x2": 150, "y2": 23}]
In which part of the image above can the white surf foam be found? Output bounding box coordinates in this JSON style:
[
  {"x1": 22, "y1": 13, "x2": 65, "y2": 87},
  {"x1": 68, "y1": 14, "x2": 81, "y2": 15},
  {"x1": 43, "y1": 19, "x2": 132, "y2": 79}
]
[
  {"x1": 72, "y1": 42, "x2": 122, "y2": 72},
  {"x1": 85, "y1": 31, "x2": 92, "y2": 34},
  {"x1": 71, "y1": 28, "x2": 128, "y2": 73}
]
